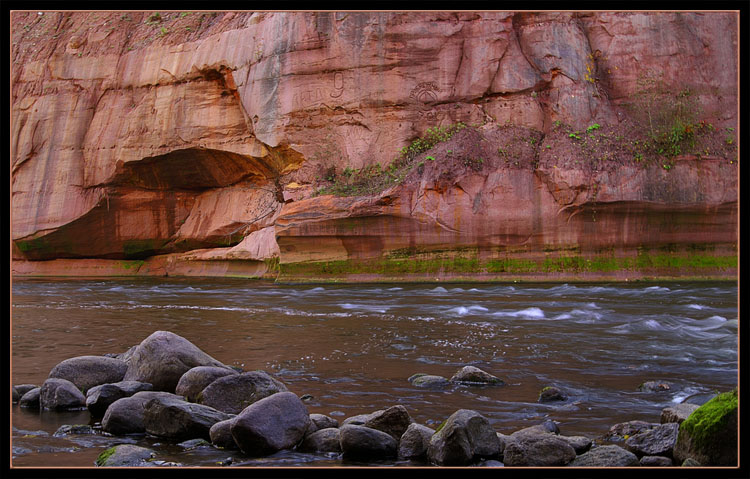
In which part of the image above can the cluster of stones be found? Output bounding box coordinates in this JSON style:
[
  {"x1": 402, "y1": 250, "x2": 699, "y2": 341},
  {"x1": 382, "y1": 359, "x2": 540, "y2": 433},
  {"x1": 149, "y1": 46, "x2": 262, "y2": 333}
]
[{"x1": 12, "y1": 331, "x2": 737, "y2": 468}]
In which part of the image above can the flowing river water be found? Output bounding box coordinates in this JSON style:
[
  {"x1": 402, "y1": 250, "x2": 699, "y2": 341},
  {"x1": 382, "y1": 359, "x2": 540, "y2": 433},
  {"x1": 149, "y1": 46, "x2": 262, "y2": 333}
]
[{"x1": 10, "y1": 278, "x2": 738, "y2": 468}]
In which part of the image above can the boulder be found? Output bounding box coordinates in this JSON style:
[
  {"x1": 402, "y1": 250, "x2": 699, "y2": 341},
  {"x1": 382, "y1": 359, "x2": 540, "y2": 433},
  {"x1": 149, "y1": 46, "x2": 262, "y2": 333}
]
[
  {"x1": 14, "y1": 384, "x2": 39, "y2": 396},
  {"x1": 450, "y1": 366, "x2": 504, "y2": 385},
  {"x1": 538, "y1": 386, "x2": 568, "y2": 403},
  {"x1": 568, "y1": 445, "x2": 640, "y2": 467},
  {"x1": 175, "y1": 366, "x2": 238, "y2": 402},
  {"x1": 306, "y1": 413, "x2": 339, "y2": 435},
  {"x1": 427, "y1": 409, "x2": 501, "y2": 466},
  {"x1": 48, "y1": 355, "x2": 128, "y2": 393},
  {"x1": 408, "y1": 374, "x2": 451, "y2": 389},
  {"x1": 661, "y1": 403, "x2": 699, "y2": 425},
  {"x1": 398, "y1": 423, "x2": 435, "y2": 459},
  {"x1": 640, "y1": 455, "x2": 673, "y2": 466},
  {"x1": 86, "y1": 381, "x2": 153, "y2": 417},
  {"x1": 510, "y1": 420, "x2": 560, "y2": 438},
  {"x1": 339, "y1": 425, "x2": 398, "y2": 460},
  {"x1": 558, "y1": 435, "x2": 593, "y2": 454},
  {"x1": 343, "y1": 413, "x2": 374, "y2": 426},
  {"x1": 602, "y1": 420, "x2": 658, "y2": 442},
  {"x1": 299, "y1": 428, "x2": 342, "y2": 453},
  {"x1": 673, "y1": 389, "x2": 738, "y2": 466},
  {"x1": 101, "y1": 391, "x2": 184, "y2": 435},
  {"x1": 230, "y1": 392, "x2": 310, "y2": 456},
  {"x1": 142, "y1": 394, "x2": 231, "y2": 441},
  {"x1": 209, "y1": 419, "x2": 238, "y2": 449},
  {"x1": 39, "y1": 378, "x2": 86, "y2": 410},
  {"x1": 12, "y1": 387, "x2": 20, "y2": 403},
  {"x1": 123, "y1": 331, "x2": 229, "y2": 392},
  {"x1": 95, "y1": 444, "x2": 156, "y2": 467},
  {"x1": 502, "y1": 434, "x2": 577, "y2": 466},
  {"x1": 19, "y1": 387, "x2": 41, "y2": 409},
  {"x1": 625, "y1": 422, "x2": 679, "y2": 458},
  {"x1": 198, "y1": 370, "x2": 288, "y2": 414},
  {"x1": 363, "y1": 405, "x2": 413, "y2": 441}
]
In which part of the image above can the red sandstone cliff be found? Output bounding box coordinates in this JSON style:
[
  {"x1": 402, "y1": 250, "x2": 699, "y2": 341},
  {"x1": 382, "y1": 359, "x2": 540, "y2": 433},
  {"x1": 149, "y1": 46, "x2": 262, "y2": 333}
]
[{"x1": 10, "y1": 11, "x2": 738, "y2": 279}]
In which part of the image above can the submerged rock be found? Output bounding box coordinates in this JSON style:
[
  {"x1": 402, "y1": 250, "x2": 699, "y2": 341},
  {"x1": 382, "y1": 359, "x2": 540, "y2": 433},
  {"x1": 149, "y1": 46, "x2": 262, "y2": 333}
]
[
  {"x1": 123, "y1": 331, "x2": 230, "y2": 392},
  {"x1": 48, "y1": 355, "x2": 128, "y2": 393},
  {"x1": 39, "y1": 378, "x2": 86, "y2": 411},
  {"x1": 408, "y1": 374, "x2": 451, "y2": 389},
  {"x1": 637, "y1": 380, "x2": 673, "y2": 393},
  {"x1": 230, "y1": 392, "x2": 310, "y2": 456},
  {"x1": 673, "y1": 389, "x2": 738, "y2": 466},
  {"x1": 450, "y1": 366, "x2": 504, "y2": 385},
  {"x1": 143, "y1": 394, "x2": 231, "y2": 441},
  {"x1": 538, "y1": 386, "x2": 568, "y2": 403},
  {"x1": 427, "y1": 409, "x2": 501, "y2": 466},
  {"x1": 95, "y1": 444, "x2": 156, "y2": 467},
  {"x1": 568, "y1": 445, "x2": 640, "y2": 467},
  {"x1": 175, "y1": 366, "x2": 238, "y2": 402},
  {"x1": 198, "y1": 370, "x2": 288, "y2": 414},
  {"x1": 53, "y1": 424, "x2": 97, "y2": 437},
  {"x1": 339, "y1": 424, "x2": 398, "y2": 460}
]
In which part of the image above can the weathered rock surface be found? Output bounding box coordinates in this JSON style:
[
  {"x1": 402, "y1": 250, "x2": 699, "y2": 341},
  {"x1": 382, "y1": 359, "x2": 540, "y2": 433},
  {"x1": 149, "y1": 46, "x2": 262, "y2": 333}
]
[
  {"x1": 624, "y1": 422, "x2": 679, "y2": 458},
  {"x1": 603, "y1": 420, "x2": 658, "y2": 442},
  {"x1": 175, "y1": 366, "x2": 238, "y2": 402},
  {"x1": 198, "y1": 370, "x2": 288, "y2": 414},
  {"x1": 362, "y1": 405, "x2": 413, "y2": 441},
  {"x1": 123, "y1": 331, "x2": 230, "y2": 392},
  {"x1": 427, "y1": 409, "x2": 501, "y2": 466},
  {"x1": 398, "y1": 423, "x2": 436, "y2": 460},
  {"x1": 101, "y1": 391, "x2": 184, "y2": 435},
  {"x1": 11, "y1": 12, "x2": 738, "y2": 281},
  {"x1": 48, "y1": 356, "x2": 128, "y2": 393},
  {"x1": 95, "y1": 444, "x2": 156, "y2": 467},
  {"x1": 568, "y1": 445, "x2": 640, "y2": 467},
  {"x1": 143, "y1": 394, "x2": 231, "y2": 441},
  {"x1": 230, "y1": 392, "x2": 310, "y2": 456},
  {"x1": 299, "y1": 428, "x2": 342, "y2": 454},
  {"x1": 86, "y1": 381, "x2": 153, "y2": 417},
  {"x1": 39, "y1": 378, "x2": 86, "y2": 411},
  {"x1": 339, "y1": 425, "x2": 398, "y2": 460}
]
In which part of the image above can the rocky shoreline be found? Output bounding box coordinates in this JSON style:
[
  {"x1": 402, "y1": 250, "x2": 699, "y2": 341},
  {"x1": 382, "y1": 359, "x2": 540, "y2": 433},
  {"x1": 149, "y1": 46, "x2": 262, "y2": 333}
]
[{"x1": 12, "y1": 330, "x2": 738, "y2": 468}]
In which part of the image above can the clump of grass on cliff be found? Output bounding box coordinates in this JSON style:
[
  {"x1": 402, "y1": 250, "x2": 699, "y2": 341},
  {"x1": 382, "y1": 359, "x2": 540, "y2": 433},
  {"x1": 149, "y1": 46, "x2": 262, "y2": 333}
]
[{"x1": 316, "y1": 122, "x2": 467, "y2": 197}]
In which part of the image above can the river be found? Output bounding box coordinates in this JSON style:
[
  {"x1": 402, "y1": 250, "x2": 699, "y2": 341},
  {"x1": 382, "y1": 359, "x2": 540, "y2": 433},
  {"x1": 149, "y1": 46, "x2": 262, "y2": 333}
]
[{"x1": 10, "y1": 278, "x2": 738, "y2": 468}]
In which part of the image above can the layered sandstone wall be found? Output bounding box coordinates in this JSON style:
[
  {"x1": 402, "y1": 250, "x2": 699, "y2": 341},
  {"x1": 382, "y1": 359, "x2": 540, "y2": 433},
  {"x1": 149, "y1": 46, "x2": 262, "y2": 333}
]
[{"x1": 10, "y1": 11, "x2": 738, "y2": 279}]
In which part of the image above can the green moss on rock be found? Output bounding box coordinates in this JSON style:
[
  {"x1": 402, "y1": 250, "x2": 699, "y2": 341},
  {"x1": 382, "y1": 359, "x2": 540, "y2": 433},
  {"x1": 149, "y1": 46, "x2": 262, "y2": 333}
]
[{"x1": 675, "y1": 389, "x2": 738, "y2": 465}]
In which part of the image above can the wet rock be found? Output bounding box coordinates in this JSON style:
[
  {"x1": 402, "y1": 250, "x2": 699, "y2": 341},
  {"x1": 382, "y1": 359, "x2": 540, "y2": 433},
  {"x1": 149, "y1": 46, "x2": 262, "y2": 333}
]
[
  {"x1": 12, "y1": 387, "x2": 20, "y2": 403},
  {"x1": 306, "y1": 413, "x2": 339, "y2": 435},
  {"x1": 408, "y1": 374, "x2": 451, "y2": 389},
  {"x1": 230, "y1": 392, "x2": 310, "y2": 456},
  {"x1": 339, "y1": 424, "x2": 398, "y2": 460},
  {"x1": 19, "y1": 387, "x2": 41, "y2": 409},
  {"x1": 398, "y1": 423, "x2": 435, "y2": 459},
  {"x1": 558, "y1": 435, "x2": 593, "y2": 454},
  {"x1": 363, "y1": 405, "x2": 413, "y2": 441},
  {"x1": 450, "y1": 366, "x2": 504, "y2": 385},
  {"x1": 299, "y1": 427, "x2": 342, "y2": 453},
  {"x1": 640, "y1": 455, "x2": 673, "y2": 466},
  {"x1": 177, "y1": 438, "x2": 212, "y2": 450},
  {"x1": 209, "y1": 419, "x2": 238, "y2": 449},
  {"x1": 673, "y1": 389, "x2": 738, "y2": 466},
  {"x1": 86, "y1": 381, "x2": 153, "y2": 417},
  {"x1": 568, "y1": 445, "x2": 640, "y2": 467},
  {"x1": 538, "y1": 386, "x2": 568, "y2": 403},
  {"x1": 95, "y1": 444, "x2": 156, "y2": 467},
  {"x1": 681, "y1": 392, "x2": 717, "y2": 406},
  {"x1": 123, "y1": 331, "x2": 230, "y2": 392},
  {"x1": 14, "y1": 384, "x2": 39, "y2": 396},
  {"x1": 637, "y1": 380, "x2": 673, "y2": 393},
  {"x1": 661, "y1": 403, "x2": 699, "y2": 425},
  {"x1": 101, "y1": 391, "x2": 184, "y2": 435},
  {"x1": 602, "y1": 420, "x2": 658, "y2": 442},
  {"x1": 198, "y1": 370, "x2": 288, "y2": 414},
  {"x1": 427, "y1": 409, "x2": 501, "y2": 466},
  {"x1": 39, "y1": 378, "x2": 86, "y2": 411},
  {"x1": 175, "y1": 366, "x2": 238, "y2": 402},
  {"x1": 502, "y1": 434, "x2": 576, "y2": 466},
  {"x1": 143, "y1": 394, "x2": 231, "y2": 441},
  {"x1": 625, "y1": 422, "x2": 679, "y2": 458},
  {"x1": 48, "y1": 355, "x2": 128, "y2": 393},
  {"x1": 53, "y1": 424, "x2": 97, "y2": 437},
  {"x1": 343, "y1": 413, "x2": 374, "y2": 426}
]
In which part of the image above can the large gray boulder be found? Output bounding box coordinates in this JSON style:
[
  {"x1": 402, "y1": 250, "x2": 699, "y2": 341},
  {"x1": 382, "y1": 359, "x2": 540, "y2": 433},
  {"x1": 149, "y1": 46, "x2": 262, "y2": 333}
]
[
  {"x1": 299, "y1": 428, "x2": 342, "y2": 454},
  {"x1": 142, "y1": 394, "x2": 231, "y2": 441},
  {"x1": 101, "y1": 391, "x2": 184, "y2": 435},
  {"x1": 568, "y1": 445, "x2": 640, "y2": 467},
  {"x1": 339, "y1": 424, "x2": 398, "y2": 460},
  {"x1": 450, "y1": 366, "x2": 504, "y2": 385},
  {"x1": 673, "y1": 389, "x2": 738, "y2": 466},
  {"x1": 48, "y1": 356, "x2": 128, "y2": 393},
  {"x1": 625, "y1": 422, "x2": 679, "y2": 458},
  {"x1": 363, "y1": 405, "x2": 413, "y2": 441},
  {"x1": 86, "y1": 381, "x2": 153, "y2": 417},
  {"x1": 230, "y1": 392, "x2": 310, "y2": 456},
  {"x1": 398, "y1": 423, "x2": 435, "y2": 459},
  {"x1": 427, "y1": 409, "x2": 501, "y2": 466},
  {"x1": 39, "y1": 378, "x2": 86, "y2": 411},
  {"x1": 95, "y1": 444, "x2": 156, "y2": 467},
  {"x1": 198, "y1": 370, "x2": 288, "y2": 414},
  {"x1": 175, "y1": 366, "x2": 238, "y2": 402},
  {"x1": 123, "y1": 331, "x2": 229, "y2": 392}
]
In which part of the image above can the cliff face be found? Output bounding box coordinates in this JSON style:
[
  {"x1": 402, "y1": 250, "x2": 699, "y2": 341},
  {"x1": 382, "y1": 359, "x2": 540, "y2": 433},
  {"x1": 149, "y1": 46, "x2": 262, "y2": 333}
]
[{"x1": 11, "y1": 11, "x2": 738, "y2": 280}]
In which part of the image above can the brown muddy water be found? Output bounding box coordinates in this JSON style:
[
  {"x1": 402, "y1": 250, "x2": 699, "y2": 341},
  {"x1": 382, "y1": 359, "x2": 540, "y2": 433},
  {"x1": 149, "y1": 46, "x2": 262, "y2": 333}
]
[{"x1": 10, "y1": 278, "x2": 738, "y2": 468}]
